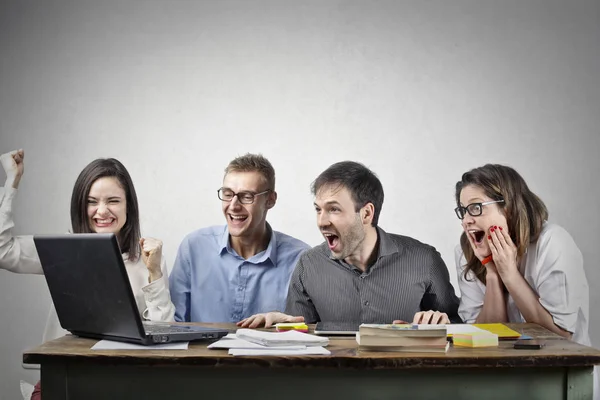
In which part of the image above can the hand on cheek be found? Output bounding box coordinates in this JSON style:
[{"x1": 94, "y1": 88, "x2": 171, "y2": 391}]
[{"x1": 487, "y1": 225, "x2": 518, "y2": 278}]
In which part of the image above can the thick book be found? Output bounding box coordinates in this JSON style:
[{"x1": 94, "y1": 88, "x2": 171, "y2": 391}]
[
  {"x1": 356, "y1": 332, "x2": 448, "y2": 347},
  {"x1": 359, "y1": 324, "x2": 447, "y2": 338},
  {"x1": 358, "y1": 341, "x2": 450, "y2": 353}
]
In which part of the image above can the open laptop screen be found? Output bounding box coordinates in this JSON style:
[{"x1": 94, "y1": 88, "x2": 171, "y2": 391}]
[{"x1": 34, "y1": 233, "x2": 147, "y2": 340}]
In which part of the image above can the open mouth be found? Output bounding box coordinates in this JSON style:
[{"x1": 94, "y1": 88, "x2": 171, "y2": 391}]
[
  {"x1": 469, "y1": 230, "x2": 486, "y2": 245},
  {"x1": 323, "y1": 233, "x2": 339, "y2": 250},
  {"x1": 229, "y1": 214, "x2": 248, "y2": 223},
  {"x1": 94, "y1": 218, "x2": 115, "y2": 227}
]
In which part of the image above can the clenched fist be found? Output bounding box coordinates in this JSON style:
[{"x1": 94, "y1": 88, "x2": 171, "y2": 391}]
[
  {"x1": 139, "y1": 237, "x2": 163, "y2": 283},
  {"x1": 1, "y1": 149, "x2": 25, "y2": 189}
]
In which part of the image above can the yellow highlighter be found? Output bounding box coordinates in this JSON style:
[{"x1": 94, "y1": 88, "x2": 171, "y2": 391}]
[{"x1": 275, "y1": 322, "x2": 309, "y2": 333}]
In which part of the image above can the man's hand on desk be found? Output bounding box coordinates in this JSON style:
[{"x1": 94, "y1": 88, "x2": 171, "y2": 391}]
[
  {"x1": 393, "y1": 311, "x2": 450, "y2": 325},
  {"x1": 237, "y1": 312, "x2": 305, "y2": 328},
  {"x1": 408, "y1": 310, "x2": 450, "y2": 325}
]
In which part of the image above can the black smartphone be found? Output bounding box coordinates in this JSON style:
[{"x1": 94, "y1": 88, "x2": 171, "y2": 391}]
[{"x1": 513, "y1": 339, "x2": 545, "y2": 349}]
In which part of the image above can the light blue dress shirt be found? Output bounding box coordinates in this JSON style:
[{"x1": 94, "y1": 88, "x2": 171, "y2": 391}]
[{"x1": 169, "y1": 224, "x2": 310, "y2": 322}]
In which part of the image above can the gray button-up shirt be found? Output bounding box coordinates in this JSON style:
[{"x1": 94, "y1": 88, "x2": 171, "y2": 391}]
[{"x1": 285, "y1": 227, "x2": 460, "y2": 324}]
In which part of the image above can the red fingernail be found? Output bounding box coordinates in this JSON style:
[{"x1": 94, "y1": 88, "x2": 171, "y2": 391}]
[
  {"x1": 491, "y1": 228, "x2": 495, "y2": 232},
  {"x1": 499, "y1": 227, "x2": 503, "y2": 230},
  {"x1": 488, "y1": 235, "x2": 491, "y2": 240},
  {"x1": 494, "y1": 226, "x2": 498, "y2": 229}
]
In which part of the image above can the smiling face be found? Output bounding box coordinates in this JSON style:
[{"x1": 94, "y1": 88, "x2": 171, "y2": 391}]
[
  {"x1": 459, "y1": 184, "x2": 508, "y2": 259},
  {"x1": 221, "y1": 171, "x2": 274, "y2": 239},
  {"x1": 314, "y1": 184, "x2": 367, "y2": 261},
  {"x1": 87, "y1": 176, "x2": 127, "y2": 234}
]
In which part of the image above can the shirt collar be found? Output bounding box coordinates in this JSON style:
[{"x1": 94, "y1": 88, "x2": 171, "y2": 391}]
[
  {"x1": 376, "y1": 226, "x2": 400, "y2": 259},
  {"x1": 219, "y1": 223, "x2": 278, "y2": 265}
]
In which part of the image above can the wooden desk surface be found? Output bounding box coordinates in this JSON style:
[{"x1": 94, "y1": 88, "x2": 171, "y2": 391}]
[{"x1": 23, "y1": 323, "x2": 600, "y2": 369}]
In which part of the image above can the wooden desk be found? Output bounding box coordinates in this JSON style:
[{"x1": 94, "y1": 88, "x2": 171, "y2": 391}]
[{"x1": 23, "y1": 323, "x2": 600, "y2": 400}]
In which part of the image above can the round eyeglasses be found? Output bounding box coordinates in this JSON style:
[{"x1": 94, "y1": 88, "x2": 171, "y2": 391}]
[
  {"x1": 454, "y1": 199, "x2": 504, "y2": 220},
  {"x1": 217, "y1": 188, "x2": 270, "y2": 204}
]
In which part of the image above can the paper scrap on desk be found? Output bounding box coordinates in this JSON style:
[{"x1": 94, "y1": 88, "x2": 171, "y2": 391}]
[
  {"x1": 229, "y1": 346, "x2": 331, "y2": 356},
  {"x1": 91, "y1": 340, "x2": 189, "y2": 350},
  {"x1": 221, "y1": 333, "x2": 238, "y2": 340},
  {"x1": 208, "y1": 337, "x2": 306, "y2": 350}
]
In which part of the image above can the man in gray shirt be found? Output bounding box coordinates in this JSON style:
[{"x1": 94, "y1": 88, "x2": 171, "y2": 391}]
[{"x1": 238, "y1": 161, "x2": 459, "y2": 328}]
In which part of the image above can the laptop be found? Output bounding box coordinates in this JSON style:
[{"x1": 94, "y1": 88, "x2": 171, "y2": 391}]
[{"x1": 33, "y1": 233, "x2": 229, "y2": 345}]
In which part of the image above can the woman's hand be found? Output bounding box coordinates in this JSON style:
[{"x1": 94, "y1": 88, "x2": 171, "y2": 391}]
[
  {"x1": 140, "y1": 237, "x2": 163, "y2": 282},
  {"x1": 0, "y1": 149, "x2": 24, "y2": 189},
  {"x1": 487, "y1": 225, "x2": 519, "y2": 281}
]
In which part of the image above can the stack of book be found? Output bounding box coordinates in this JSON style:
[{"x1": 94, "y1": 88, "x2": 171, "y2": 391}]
[{"x1": 356, "y1": 324, "x2": 449, "y2": 353}]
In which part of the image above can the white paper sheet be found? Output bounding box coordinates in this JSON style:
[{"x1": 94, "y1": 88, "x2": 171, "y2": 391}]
[
  {"x1": 228, "y1": 346, "x2": 331, "y2": 356},
  {"x1": 208, "y1": 336, "x2": 306, "y2": 350},
  {"x1": 91, "y1": 340, "x2": 189, "y2": 350}
]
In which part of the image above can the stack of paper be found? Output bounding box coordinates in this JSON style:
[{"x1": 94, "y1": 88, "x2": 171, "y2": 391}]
[
  {"x1": 208, "y1": 330, "x2": 330, "y2": 356},
  {"x1": 236, "y1": 329, "x2": 329, "y2": 347}
]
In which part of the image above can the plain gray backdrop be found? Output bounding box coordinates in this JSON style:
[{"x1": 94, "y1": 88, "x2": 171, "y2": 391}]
[{"x1": 1, "y1": 1, "x2": 599, "y2": 398}]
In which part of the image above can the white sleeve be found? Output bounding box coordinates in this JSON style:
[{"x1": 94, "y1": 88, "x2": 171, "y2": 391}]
[
  {"x1": 141, "y1": 255, "x2": 175, "y2": 322},
  {"x1": 0, "y1": 187, "x2": 43, "y2": 274},
  {"x1": 532, "y1": 226, "x2": 588, "y2": 336},
  {"x1": 455, "y1": 245, "x2": 485, "y2": 324}
]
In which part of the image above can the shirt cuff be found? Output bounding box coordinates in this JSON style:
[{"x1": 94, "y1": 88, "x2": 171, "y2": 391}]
[{"x1": 141, "y1": 275, "x2": 167, "y2": 302}]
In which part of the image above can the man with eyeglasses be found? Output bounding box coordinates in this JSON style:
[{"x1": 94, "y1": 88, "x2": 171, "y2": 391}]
[{"x1": 169, "y1": 153, "x2": 309, "y2": 322}]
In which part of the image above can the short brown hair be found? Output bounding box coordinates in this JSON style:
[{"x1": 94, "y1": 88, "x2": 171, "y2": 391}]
[
  {"x1": 224, "y1": 153, "x2": 275, "y2": 190},
  {"x1": 70, "y1": 158, "x2": 141, "y2": 262},
  {"x1": 311, "y1": 161, "x2": 384, "y2": 227},
  {"x1": 455, "y1": 164, "x2": 548, "y2": 284}
]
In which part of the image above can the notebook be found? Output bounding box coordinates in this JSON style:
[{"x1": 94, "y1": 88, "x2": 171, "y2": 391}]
[{"x1": 33, "y1": 233, "x2": 228, "y2": 345}]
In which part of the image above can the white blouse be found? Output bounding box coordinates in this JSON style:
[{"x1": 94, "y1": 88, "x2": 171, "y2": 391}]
[
  {"x1": 456, "y1": 222, "x2": 590, "y2": 346},
  {"x1": 0, "y1": 186, "x2": 175, "y2": 342}
]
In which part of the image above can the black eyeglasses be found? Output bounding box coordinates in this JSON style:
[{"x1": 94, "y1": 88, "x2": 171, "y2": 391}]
[
  {"x1": 217, "y1": 188, "x2": 270, "y2": 204},
  {"x1": 454, "y1": 200, "x2": 504, "y2": 220}
]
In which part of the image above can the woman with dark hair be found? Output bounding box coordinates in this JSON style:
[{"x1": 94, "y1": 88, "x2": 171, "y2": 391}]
[
  {"x1": 0, "y1": 149, "x2": 175, "y2": 335},
  {"x1": 0, "y1": 149, "x2": 175, "y2": 398},
  {"x1": 454, "y1": 164, "x2": 590, "y2": 345}
]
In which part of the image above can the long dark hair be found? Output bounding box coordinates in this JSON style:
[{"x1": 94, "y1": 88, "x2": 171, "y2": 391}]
[
  {"x1": 70, "y1": 158, "x2": 141, "y2": 261},
  {"x1": 455, "y1": 164, "x2": 548, "y2": 283}
]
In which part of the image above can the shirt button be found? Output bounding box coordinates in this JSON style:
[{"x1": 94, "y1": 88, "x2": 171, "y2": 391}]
[
  {"x1": 360, "y1": 275, "x2": 366, "y2": 279},
  {"x1": 364, "y1": 301, "x2": 369, "y2": 306},
  {"x1": 237, "y1": 286, "x2": 243, "y2": 291}
]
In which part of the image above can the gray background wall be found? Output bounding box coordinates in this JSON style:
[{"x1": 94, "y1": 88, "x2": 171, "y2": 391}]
[{"x1": 1, "y1": 0, "x2": 599, "y2": 398}]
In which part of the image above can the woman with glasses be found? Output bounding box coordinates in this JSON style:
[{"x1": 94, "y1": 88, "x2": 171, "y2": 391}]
[{"x1": 454, "y1": 164, "x2": 590, "y2": 345}]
